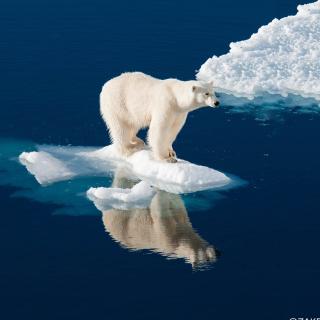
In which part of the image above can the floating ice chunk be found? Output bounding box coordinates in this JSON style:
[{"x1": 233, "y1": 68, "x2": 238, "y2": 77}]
[
  {"x1": 91, "y1": 146, "x2": 231, "y2": 193},
  {"x1": 19, "y1": 145, "x2": 118, "y2": 185},
  {"x1": 197, "y1": 1, "x2": 320, "y2": 107},
  {"x1": 19, "y1": 151, "x2": 75, "y2": 185},
  {"x1": 19, "y1": 144, "x2": 231, "y2": 194},
  {"x1": 87, "y1": 181, "x2": 156, "y2": 210}
]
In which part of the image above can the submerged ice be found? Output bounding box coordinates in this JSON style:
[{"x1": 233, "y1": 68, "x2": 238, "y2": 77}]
[{"x1": 197, "y1": 1, "x2": 320, "y2": 106}]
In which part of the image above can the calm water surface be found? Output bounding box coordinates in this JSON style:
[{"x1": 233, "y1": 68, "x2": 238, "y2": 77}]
[{"x1": 1, "y1": 0, "x2": 319, "y2": 319}]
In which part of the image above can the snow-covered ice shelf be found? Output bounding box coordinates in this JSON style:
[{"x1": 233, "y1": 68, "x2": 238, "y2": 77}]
[{"x1": 197, "y1": 1, "x2": 320, "y2": 107}]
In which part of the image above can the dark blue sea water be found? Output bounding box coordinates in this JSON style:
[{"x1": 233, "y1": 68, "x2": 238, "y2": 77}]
[{"x1": 1, "y1": 0, "x2": 319, "y2": 319}]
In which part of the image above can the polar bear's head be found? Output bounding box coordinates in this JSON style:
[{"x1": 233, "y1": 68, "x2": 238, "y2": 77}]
[
  {"x1": 176, "y1": 80, "x2": 220, "y2": 111},
  {"x1": 191, "y1": 81, "x2": 220, "y2": 109}
]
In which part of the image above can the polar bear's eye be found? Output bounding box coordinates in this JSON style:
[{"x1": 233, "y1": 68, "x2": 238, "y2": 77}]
[{"x1": 205, "y1": 92, "x2": 210, "y2": 96}]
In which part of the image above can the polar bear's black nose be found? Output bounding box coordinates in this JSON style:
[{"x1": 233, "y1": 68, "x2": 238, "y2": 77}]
[{"x1": 214, "y1": 100, "x2": 220, "y2": 107}]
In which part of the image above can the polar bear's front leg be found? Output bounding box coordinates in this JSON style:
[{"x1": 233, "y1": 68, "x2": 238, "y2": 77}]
[
  {"x1": 166, "y1": 113, "x2": 188, "y2": 161},
  {"x1": 148, "y1": 111, "x2": 188, "y2": 163},
  {"x1": 168, "y1": 147, "x2": 176, "y2": 159}
]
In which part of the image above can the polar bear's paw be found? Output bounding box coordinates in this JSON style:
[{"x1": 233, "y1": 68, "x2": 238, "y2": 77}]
[
  {"x1": 166, "y1": 156, "x2": 178, "y2": 163},
  {"x1": 131, "y1": 136, "x2": 145, "y2": 149},
  {"x1": 168, "y1": 148, "x2": 176, "y2": 158},
  {"x1": 166, "y1": 148, "x2": 177, "y2": 163},
  {"x1": 120, "y1": 138, "x2": 146, "y2": 156}
]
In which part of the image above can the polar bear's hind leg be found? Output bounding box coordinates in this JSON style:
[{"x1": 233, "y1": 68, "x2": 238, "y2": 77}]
[
  {"x1": 109, "y1": 120, "x2": 144, "y2": 156},
  {"x1": 131, "y1": 136, "x2": 145, "y2": 149}
]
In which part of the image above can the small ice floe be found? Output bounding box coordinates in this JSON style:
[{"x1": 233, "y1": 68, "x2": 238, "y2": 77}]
[
  {"x1": 19, "y1": 144, "x2": 231, "y2": 194},
  {"x1": 19, "y1": 151, "x2": 75, "y2": 185},
  {"x1": 91, "y1": 145, "x2": 231, "y2": 193}
]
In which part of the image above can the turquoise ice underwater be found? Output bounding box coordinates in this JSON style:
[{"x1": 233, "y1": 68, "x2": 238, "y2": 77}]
[{"x1": 9, "y1": 0, "x2": 320, "y2": 268}]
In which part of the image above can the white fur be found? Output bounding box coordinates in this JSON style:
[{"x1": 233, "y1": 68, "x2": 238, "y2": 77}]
[{"x1": 100, "y1": 72, "x2": 219, "y2": 162}]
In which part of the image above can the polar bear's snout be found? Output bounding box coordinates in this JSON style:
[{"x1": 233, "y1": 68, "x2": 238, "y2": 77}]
[
  {"x1": 206, "y1": 95, "x2": 220, "y2": 108},
  {"x1": 208, "y1": 100, "x2": 219, "y2": 108}
]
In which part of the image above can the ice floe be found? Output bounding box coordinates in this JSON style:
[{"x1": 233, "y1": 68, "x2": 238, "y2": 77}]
[
  {"x1": 87, "y1": 181, "x2": 156, "y2": 210},
  {"x1": 0, "y1": 139, "x2": 242, "y2": 217},
  {"x1": 19, "y1": 144, "x2": 231, "y2": 194},
  {"x1": 197, "y1": 1, "x2": 320, "y2": 108}
]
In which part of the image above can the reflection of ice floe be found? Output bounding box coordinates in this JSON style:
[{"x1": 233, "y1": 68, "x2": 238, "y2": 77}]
[
  {"x1": 20, "y1": 144, "x2": 231, "y2": 194},
  {"x1": 197, "y1": 1, "x2": 320, "y2": 108},
  {"x1": 96, "y1": 170, "x2": 219, "y2": 269}
]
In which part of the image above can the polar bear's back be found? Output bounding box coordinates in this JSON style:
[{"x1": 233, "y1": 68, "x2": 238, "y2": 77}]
[
  {"x1": 104, "y1": 72, "x2": 159, "y2": 88},
  {"x1": 100, "y1": 72, "x2": 162, "y2": 126}
]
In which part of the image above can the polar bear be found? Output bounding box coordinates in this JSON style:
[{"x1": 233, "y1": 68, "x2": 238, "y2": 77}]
[{"x1": 100, "y1": 72, "x2": 219, "y2": 162}]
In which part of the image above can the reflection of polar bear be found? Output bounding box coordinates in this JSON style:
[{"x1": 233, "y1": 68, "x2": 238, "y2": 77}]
[
  {"x1": 100, "y1": 72, "x2": 219, "y2": 162},
  {"x1": 100, "y1": 171, "x2": 219, "y2": 268}
]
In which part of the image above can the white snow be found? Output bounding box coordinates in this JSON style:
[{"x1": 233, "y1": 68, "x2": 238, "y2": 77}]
[
  {"x1": 197, "y1": 1, "x2": 320, "y2": 106},
  {"x1": 19, "y1": 144, "x2": 231, "y2": 194},
  {"x1": 91, "y1": 146, "x2": 231, "y2": 193}
]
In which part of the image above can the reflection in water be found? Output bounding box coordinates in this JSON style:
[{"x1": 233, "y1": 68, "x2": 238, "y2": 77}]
[
  {"x1": 99, "y1": 169, "x2": 219, "y2": 270},
  {"x1": 0, "y1": 139, "x2": 223, "y2": 269}
]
